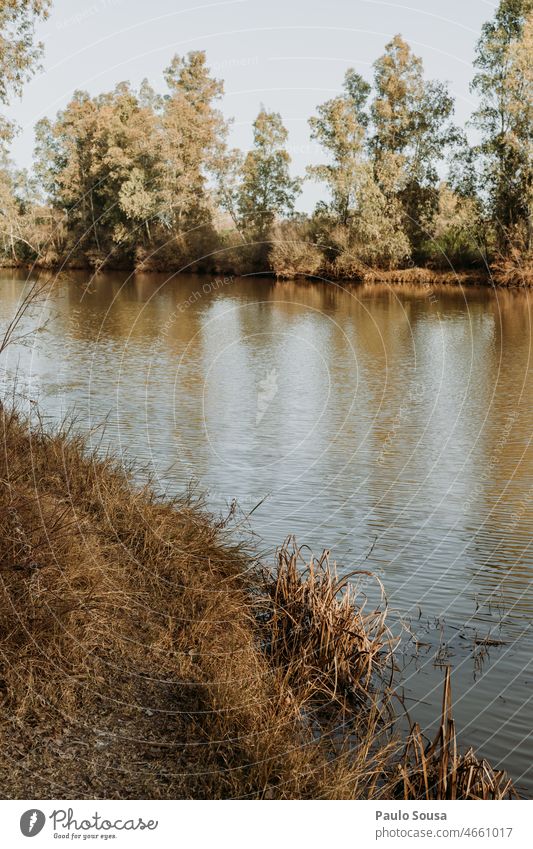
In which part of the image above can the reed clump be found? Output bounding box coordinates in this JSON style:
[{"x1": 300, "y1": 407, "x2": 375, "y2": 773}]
[
  {"x1": 260, "y1": 542, "x2": 394, "y2": 710},
  {"x1": 394, "y1": 670, "x2": 519, "y2": 800},
  {"x1": 0, "y1": 406, "x2": 520, "y2": 799}
]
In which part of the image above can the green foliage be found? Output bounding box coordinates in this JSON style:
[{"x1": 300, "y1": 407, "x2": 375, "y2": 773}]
[
  {"x1": 160, "y1": 51, "x2": 227, "y2": 229},
  {"x1": 34, "y1": 84, "x2": 160, "y2": 265},
  {"x1": 0, "y1": 5, "x2": 530, "y2": 279},
  {"x1": 307, "y1": 36, "x2": 461, "y2": 270},
  {"x1": 372, "y1": 35, "x2": 458, "y2": 255},
  {"x1": 33, "y1": 51, "x2": 229, "y2": 268},
  {"x1": 0, "y1": 1, "x2": 50, "y2": 106},
  {"x1": 269, "y1": 218, "x2": 323, "y2": 278},
  {"x1": 212, "y1": 147, "x2": 245, "y2": 237},
  {"x1": 471, "y1": 0, "x2": 533, "y2": 253},
  {"x1": 308, "y1": 70, "x2": 370, "y2": 225},
  {"x1": 329, "y1": 164, "x2": 410, "y2": 274},
  {"x1": 237, "y1": 109, "x2": 301, "y2": 239},
  {"x1": 421, "y1": 183, "x2": 485, "y2": 268},
  {"x1": 0, "y1": 1, "x2": 51, "y2": 263}
]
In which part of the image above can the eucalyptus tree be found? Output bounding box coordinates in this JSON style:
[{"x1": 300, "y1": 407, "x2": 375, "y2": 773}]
[
  {"x1": 237, "y1": 109, "x2": 301, "y2": 239},
  {"x1": 34, "y1": 51, "x2": 230, "y2": 265},
  {"x1": 0, "y1": 1, "x2": 51, "y2": 261},
  {"x1": 0, "y1": 0, "x2": 51, "y2": 107},
  {"x1": 212, "y1": 146, "x2": 246, "y2": 237},
  {"x1": 161, "y1": 51, "x2": 228, "y2": 231},
  {"x1": 34, "y1": 85, "x2": 160, "y2": 264},
  {"x1": 307, "y1": 68, "x2": 409, "y2": 269},
  {"x1": 308, "y1": 70, "x2": 370, "y2": 226},
  {"x1": 471, "y1": 0, "x2": 533, "y2": 252},
  {"x1": 371, "y1": 35, "x2": 458, "y2": 256}
]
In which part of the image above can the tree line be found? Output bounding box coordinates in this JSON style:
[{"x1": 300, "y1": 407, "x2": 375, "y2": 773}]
[{"x1": 0, "y1": 0, "x2": 531, "y2": 282}]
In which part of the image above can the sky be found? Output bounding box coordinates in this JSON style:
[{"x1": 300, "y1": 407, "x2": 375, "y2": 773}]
[{"x1": 5, "y1": 0, "x2": 497, "y2": 209}]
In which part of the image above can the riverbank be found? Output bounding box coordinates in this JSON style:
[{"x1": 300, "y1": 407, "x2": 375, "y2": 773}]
[
  {"x1": 1, "y1": 258, "x2": 532, "y2": 288},
  {"x1": 0, "y1": 406, "x2": 520, "y2": 799}
]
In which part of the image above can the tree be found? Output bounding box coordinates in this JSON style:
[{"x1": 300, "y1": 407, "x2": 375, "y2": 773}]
[
  {"x1": 308, "y1": 70, "x2": 370, "y2": 225},
  {"x1": 371, "y1": 35, "x2": 457, "y2": 256},
  {"x1": 161, "y1": 51, "x2": 228, "y2": 230},
  {"x1": 0, "y1": 1, "x2": 51, "y2": 106},
  {"x1": 34, "y1": 52, "x2": 231, "y2": 267},
  {"x1": 0, "y1": 151, "x2": 47, "y2": 261},
  {"x1": 0, "y1": 1, "x2": 51, "y2": 262},
  {"x1": 34, "y1": 92, "x2": 101, "y2": 257},
  {"x1": 213, "y1": 146, "x2": 245, "y2": 237},
  {"x1": 472, "y1": 1, "x2": 533, "y2": 252},
  {"x1": 238, "y1": 109, "x2": 301, "y2": 238},
  {"x1": 307, "y1": 68, "x2": 409, "y2": 271},
  {"x1": 506, "y1": 11, "x2": 533, "y2": 250},
  {"x1": 421, "y1": 182, "x2": 484, "y2": 268},
  {"x1": 328, "y1": 163, "x2": 410, "y2": 274},
  {"x1": 0, "y1": 2, "x2": 52, "y2": 341},
  {"x1": 34, "y1": 83, "x2": 161, "y2": 265}
]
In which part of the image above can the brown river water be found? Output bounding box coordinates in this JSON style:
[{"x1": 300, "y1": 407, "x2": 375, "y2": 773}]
[{"x1": 1, "y1": 270, "x2": 532, "y2": 793}]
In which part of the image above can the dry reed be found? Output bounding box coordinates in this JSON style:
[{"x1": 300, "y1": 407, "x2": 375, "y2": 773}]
[
  {"x1": 394, "y1": 669, "x2": 518, "y2": 800},
  {"x1": 260, "y1": 541, "x2": 395, "y2": 711}
]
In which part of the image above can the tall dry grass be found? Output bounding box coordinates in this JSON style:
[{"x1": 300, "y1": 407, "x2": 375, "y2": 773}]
[
  {"x1": 491, "y1": 257, "x2": 533, "y2": 287},
  {"x1": 260, "y1": 541, "x2": 394, "y2": 709},
  {"x1": 0, "y1": 407, "x2": 520, "y2": 799},
  {"x1": 393, "y1": 670, "x2": 518, "y2": 799}
]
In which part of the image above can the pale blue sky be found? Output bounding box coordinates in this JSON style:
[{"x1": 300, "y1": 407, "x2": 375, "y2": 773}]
[{"x1": 5, "y1": 0, "x2": 496, "y2": 209}]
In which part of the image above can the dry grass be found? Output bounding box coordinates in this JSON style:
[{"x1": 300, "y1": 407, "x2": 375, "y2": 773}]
[
  {"x1": 260, "y1": 542, "x2": 394, "y2": 709},
  {"x1": 347, "y1": 267, "x2": 489, "y2": 286},
  {"x1": 269, "y1": 223, "x2": 323, "y2": 279},
  {"x1": 491, "y1": 257, "x2": 533, "y2": 287},
  {"x1": 0, "y1": 407, "x2": 520, "y2": 799},
  {"x1": 393, "y1": 670, "x2": 518, "y2": 800}
]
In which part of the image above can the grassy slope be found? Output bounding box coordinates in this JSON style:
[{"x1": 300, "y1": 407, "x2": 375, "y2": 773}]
[{"x1": 0, "y1": 407, "x2": 519, "y2": 799}]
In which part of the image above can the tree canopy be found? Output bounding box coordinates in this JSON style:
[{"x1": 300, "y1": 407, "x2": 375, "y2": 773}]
[{"x1": 0, "y1": 2, "x2": 531, "y2": 281}]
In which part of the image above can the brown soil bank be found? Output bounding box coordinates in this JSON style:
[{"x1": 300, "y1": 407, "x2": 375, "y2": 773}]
[
  {"x1": 0, "y1": 407, "x2": 519, "y2": 799},
  {"x1": 2, "y1": 259, "x2": 533, "y2": 288},
  {"x1": 273, "y1": 265, "x2": 533, "y2": 288}
]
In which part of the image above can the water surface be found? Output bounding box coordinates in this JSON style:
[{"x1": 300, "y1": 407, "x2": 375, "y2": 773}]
[{"x1": 1, "y1": 270, "x2": 532, "y2": 792}]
